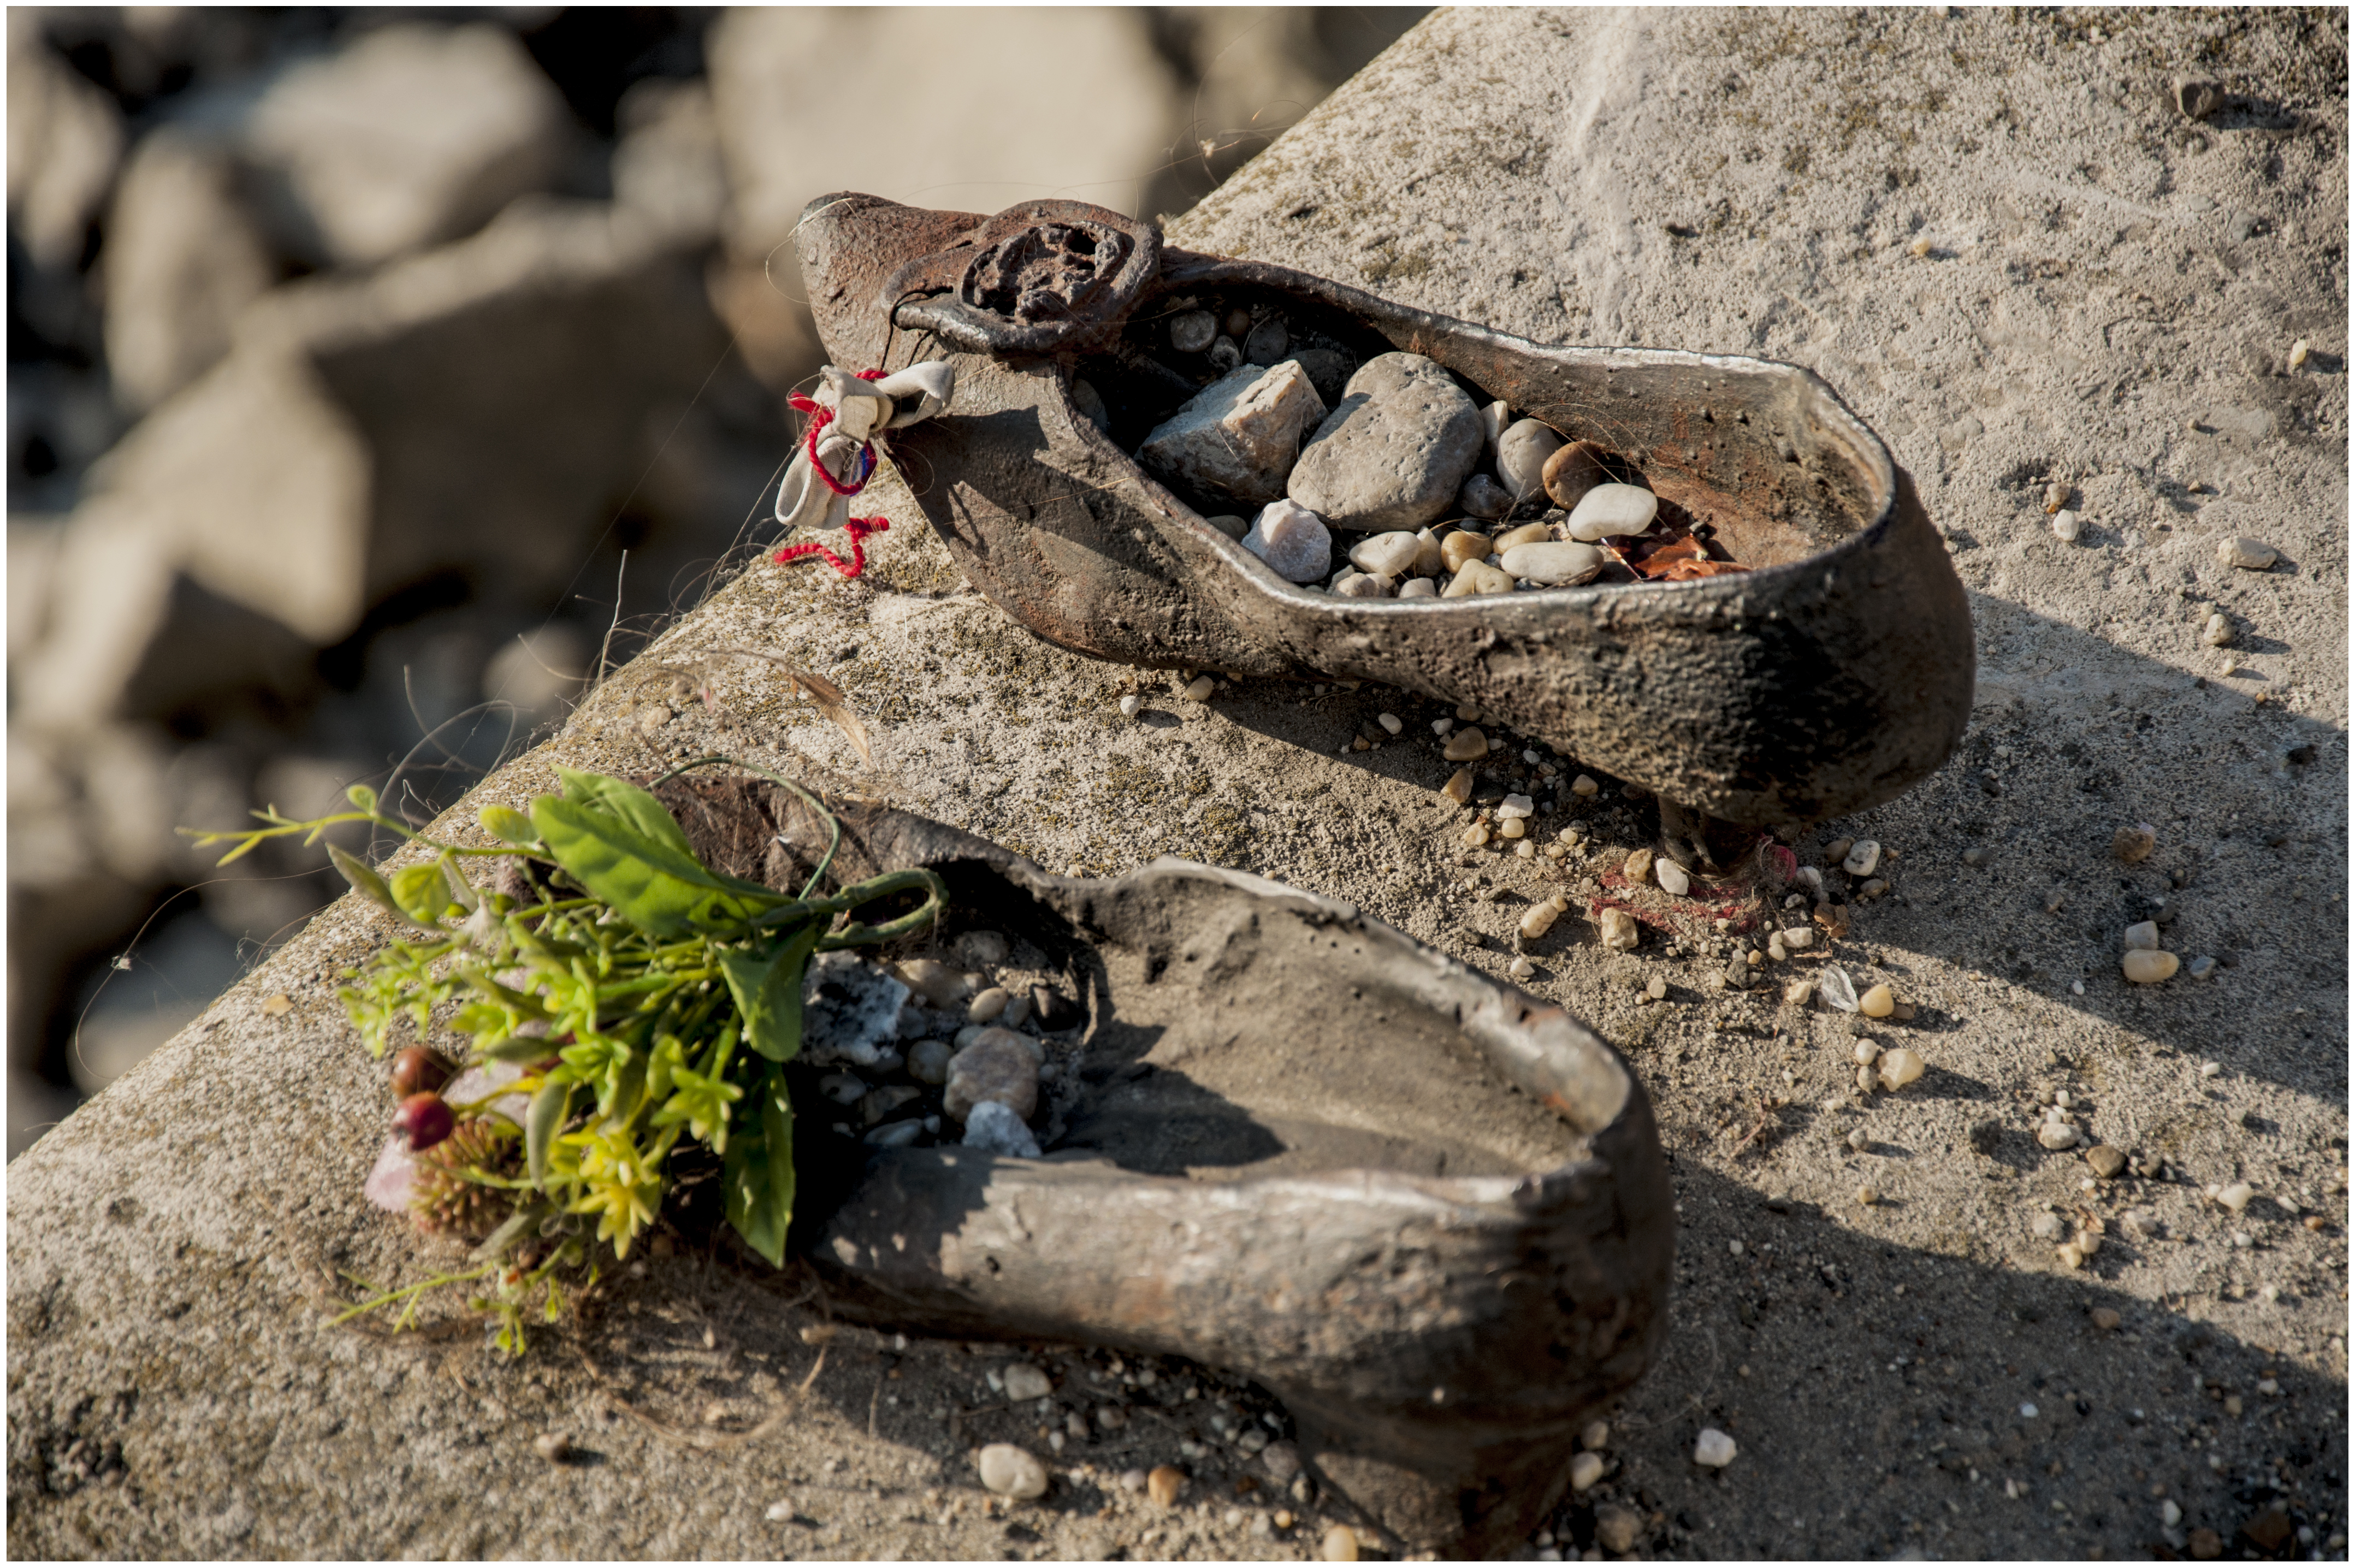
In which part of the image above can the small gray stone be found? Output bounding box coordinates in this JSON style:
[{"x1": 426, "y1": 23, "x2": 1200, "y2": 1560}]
[
  {"x1": 962, "y1": 1099, "x2": 1043, "y2": 1157},
  {"x1": 2217, "y1": 536, "x2": 2278, "y2": 570},
  {"x1": 1496, "y1": 419, "x2": 1566, "y2": 507},
  {"x1": 1244, "y1": 318, "x2": 1289, "y2": 365},
  {"x1": 1241, "y1": 498, "x2": 1333, "y2": 584},
  {"x1": 863, "y1": 1119, "x2": 924, "y2": 1147},
  {"x1": 1071, "y1": 377, "x2": 1109, "y2": 433},
  {"x1": 2201, "y1": 612, "x2": 2235, "y2": 647},
  {"x1": 859, "y1": 1085, "x2": 921, "y2": 1126},
  {"x1": 2086, "y1": 1144, "x2": 2127, "y2": 1179},
  {"x1": 1287, "y1": 352, "x2": 1482, "y2": 532},
  {"x1": 978, "y1": 1443, "x2": 1050, "y2": 1499},
  {"x1": 2187, "y1": 955, "x2": 2217, "y2": 979},
  {"x1": 1138, "y1": 361, "x2": 1327, "y2": 508},
  {"x1": 2174, "y1": 76, "x2": 2227, "y2": 121},
  {"x1": 1209, "y1": 336, "x2": 1241, "y2": 374},
  {"x1": 1170, "y1": 310, "x2": 1217, "y2": 353},
  {"x1": 1259, "y1": 1441, "x2": 1303, "y2": 1482},
  {"x1": 1457, "y1": 472, "x2": 1512, "y2": 519}
]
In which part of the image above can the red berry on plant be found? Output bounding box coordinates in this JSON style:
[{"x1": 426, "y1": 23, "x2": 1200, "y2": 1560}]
[
  {"x1": 390, "y1": 1046, "x2": 452, "y2": 1098},
  {"x1": 393, "y1": 1092, "x2": 455, "y2": 1150}
]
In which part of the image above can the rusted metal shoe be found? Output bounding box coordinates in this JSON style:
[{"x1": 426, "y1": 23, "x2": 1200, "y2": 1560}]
[
  {"x1": 657, "y1": 776, "x2": 1673, "y2": 1558},
  {"x1": 792, "y1": 191, "x2": 1974, "y2": 832}
]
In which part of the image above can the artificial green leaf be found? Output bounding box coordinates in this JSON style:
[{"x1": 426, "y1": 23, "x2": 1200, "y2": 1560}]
[
  {"x1": 529, "y1": 795, "x2": 768, "y2": 939},
  {"x1": 723, "y1": 1063, "x2": 795, "y2": 1268},
  {"x1": 718, "y1": 920, "x2": 820, "y2": 1063},
  {"x1": 526, "y1": 1075, "x2": 573, "y2": 1187},
  {"x1": 389, "y1": 862, "x2": 451, "y2": 926},
  {"x1": 328, "y1": 844, "x2": 399, "y2": 914},
  {"x1": 478, "y1": 803, "x2": 540, "y2": 846},
  {"x1": 345, "y1": 783, "x2": 379, "y2": 813},
  {"x1": 555, "y1": 768, "x2": 703, "y2": 863}
]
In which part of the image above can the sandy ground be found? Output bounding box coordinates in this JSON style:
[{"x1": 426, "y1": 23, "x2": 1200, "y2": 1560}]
[{"x1": 8, "y1": 8, "x2": 2346, "y2": 1560}]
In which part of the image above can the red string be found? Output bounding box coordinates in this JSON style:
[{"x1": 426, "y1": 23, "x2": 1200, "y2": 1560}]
[
  {"x1": 774, "y1": 370, "x2": 895, "y2": 578},
  {"x1": 773, "y1": 516, "x2": 889, "y2": 579}
]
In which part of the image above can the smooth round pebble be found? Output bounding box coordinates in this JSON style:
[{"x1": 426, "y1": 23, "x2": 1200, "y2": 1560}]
[
  {"x1": 1117, "y1": 693, "x2": 1142, "y2": 719},
  {"x1": 2038, "y1": 1122, "x2": 2081, "y2": 1151},
  {"x1": 1842, "y1": 839, "x2": 1882, "y2": 877},
  {"x1": 533, "y1": 1431, "x2": 573, "y2": 1463},
  {"x1": 978, "y1": 1443, "x2": 1050, "y2": 1499},
  {"x1": 1569, "y1": 1452, "x2": 1605, "y2": 1491},
  {"x1": 1497, "y1": 419, "x2": 1566, "y2": 505},
  {"x1": 1440, "y1": 558, "x2": 1515, "y2": 599},
  {"x1": 1565, "y1": 483, "x2": 1657, "y2": 541},
  {"x1": 1002, "y1": 1363, "x2": 1053, "y2": 1402},
  {"x1": 1170, "y1": 311, "x2": 1217, "y2": 353},
  {"x1": 1859, "y1": 983, "x2": 1895, "y2": 1019},
  {"x1": 2051, "y1": 509, "x2": 2083, "y2": 542},
  {"x1": 1500, "y1": 540, "x2": 1605, "y2": 585},
  {"x1": 1655, "y1": 859, "x2": 1691, "y2": 896},
  {"x1": 1397, "y1": 577, "x2": 1439, "y2": 598},
  {"x1": 967, "y1": 986, "x2": 1010, "y2": 1024},
  {"x1": 1322, "y1": 1524, "x2": 1359, "y2": 1561},
  {"x1": 1348, "y1": 530, "x2": 1424, "y2": 579},
  {"x1": 1542, "y1": 439, "x2": 1618, "y2": 512},
  {"x1": 2122, "y1": 920, "x2": 2159, "y2": 951},
  {"x1": 2122, "y1": 949, "x2": 2179, "y2": 984}
]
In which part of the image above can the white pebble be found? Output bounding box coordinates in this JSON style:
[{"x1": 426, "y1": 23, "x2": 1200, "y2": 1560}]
[
  {"x1": 1878, "y1": 1049, "x2": 1924, "y2": 1091},
  {"x1": 2202, "y1": 612, "x2": 2234, "y2": 647},
  {"x1": 1853, "y1": 1041, "x2": 1881, "y2": 1067},
  {"x1": 1508, "y1": 956, "x2": 1534, "y2": 979},
  {"x1": 978, "y1": 1443, "x2": 1050, "y2": 1499},
  {"x1": 2122, "y1": 920, "x2": 2159, "y2": 951},
  {"x1": 1347, "y1": 531, "x2": 1423, "y2": 579},
  {"x1": 1182, "y1": 674, "x2": 1216, "y2": 702},
  {"x1": 2216, "y1": 1181, "x2": 2255, "y2": 1212},
  {"x1": 1500, "y1": 541, "x2": 1605, "y2": 585},
  {"x1": 1377, "y1": 712, "x2": 1403, "y2": 735},
  {"x1": 1842, "y1": 839, "x2": 1882, "y2": 877},
  {"x1": 1692, "y1": 1428, "x2": 1737, "y2": 1468},
  {"x1": 1118, "y1": 694, "x2": 1141, "y2": 719},
  {"x1": 1496, "y1": 793, "x2": 1535, "y2": 819},
  {"x1": 1002, "y1": 1363, "x2": 1053, "y2": 1402},
  {"x1": 2051, "y1": 509, "x2": 2083, "y2": 542},
  {"x1": 2288, "y1": 338, "x2": 2311, "y2": 370},
  {"x1": 1395, "y1": 575, "x2": 1439, "y2": 599},
  {"x1": 1569, "y1": 1452, "x2": 1605, "y2": 1491},
  {"x1": 1566, "y1": 483, "x2": 1657, "y2": 541},
  {"x1": 2038, "y1": 1122, "x2": 2081, "y2": 1151},
  {"x1": 1782, "y1": 927, "x2": 1813, "y2": 950},
  {"x1": 1656, "y1": 860, "x2": 1690, "y2": 896},
  {"x1": 2199, "y1": 1060, "x2": 2222, "y2": 1078}
]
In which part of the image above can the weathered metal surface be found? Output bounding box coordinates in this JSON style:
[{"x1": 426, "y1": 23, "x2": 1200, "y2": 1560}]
[
  {"x1": 795, "y1": 192, "x2": 1974, "y2": 830},
  {"x1": 658, "y1": 777, "x2": 1674, "y2": 1558},
  {"x1": 879, "y1": 198, "x2": 1161, "y2": 357}
]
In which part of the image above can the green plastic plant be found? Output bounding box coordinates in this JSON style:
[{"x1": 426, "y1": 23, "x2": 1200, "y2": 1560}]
[{"x1": 187, "y1": 757, "x2": 943, "y2": 1353}]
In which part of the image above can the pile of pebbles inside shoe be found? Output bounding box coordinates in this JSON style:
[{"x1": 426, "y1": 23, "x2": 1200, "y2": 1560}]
[
  {"x1": 798, "y1": 928, "x2": 1086, "y2": 1158},
  {"x1": 1121, "y1": 301, "x2": 1747, "y2": 594}
]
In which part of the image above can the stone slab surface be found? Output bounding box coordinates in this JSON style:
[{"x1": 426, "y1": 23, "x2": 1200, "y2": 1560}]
[{"x1": 10, "y1": 9, "x2": 2346, "y2": 1560}]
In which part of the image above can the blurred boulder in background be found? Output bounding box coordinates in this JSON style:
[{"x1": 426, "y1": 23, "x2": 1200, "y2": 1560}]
[
  {"x1": 244, "y1": 22, "x2": 574, "y2": 267},
  {"x1": 100, "y1": 126, "x2": 276, "y2": 411},
  {"x1": 4, "y1": 4, "x2": 1427, "y2": 1158}
]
